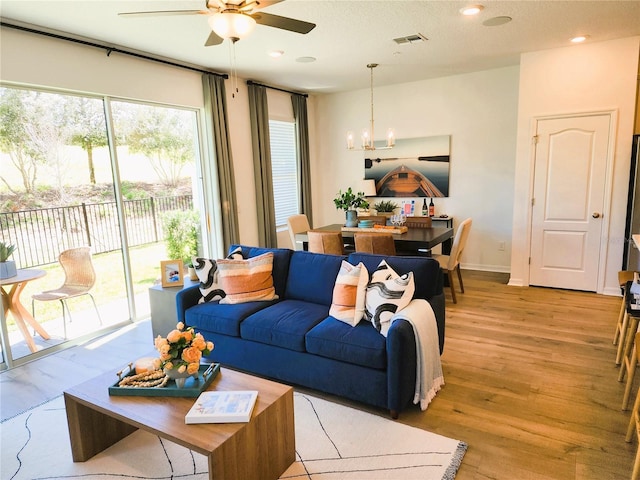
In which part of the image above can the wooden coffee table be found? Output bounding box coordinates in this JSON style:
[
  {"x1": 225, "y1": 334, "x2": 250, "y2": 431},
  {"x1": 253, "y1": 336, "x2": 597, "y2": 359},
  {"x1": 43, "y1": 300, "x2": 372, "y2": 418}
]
[{"x1": 63, "y1": 367, "x2": 295, "y2": 480}]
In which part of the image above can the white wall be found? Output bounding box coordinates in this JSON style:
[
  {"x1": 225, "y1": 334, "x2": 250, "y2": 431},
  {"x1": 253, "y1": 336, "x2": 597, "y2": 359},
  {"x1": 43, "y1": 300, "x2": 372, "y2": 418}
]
[
  {"x1": 509, "y1": 36, "x2": 640, "y2": 295},
  {"x1": 310, "y1": 66, "x2": 520, "y2": 272}
]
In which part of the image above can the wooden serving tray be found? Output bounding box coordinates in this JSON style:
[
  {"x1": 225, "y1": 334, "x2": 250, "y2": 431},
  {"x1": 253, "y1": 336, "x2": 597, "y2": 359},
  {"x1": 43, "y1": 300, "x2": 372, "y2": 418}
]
[
  {"x1": 341, "y1": 226, "x2": 408, "y2": 234},
  {"x1": 109, "y1": 363, "x2": 220, "y2": 397}
]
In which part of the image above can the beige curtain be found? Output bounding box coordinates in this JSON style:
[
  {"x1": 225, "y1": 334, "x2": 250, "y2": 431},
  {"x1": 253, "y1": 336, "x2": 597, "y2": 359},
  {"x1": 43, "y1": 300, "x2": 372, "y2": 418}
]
[
  {"x1": 248, "y1": 83, "x2": 277, "y2": 247},
  {"x1": 202, "y1": 73, "x2": 239, "y2": 253},
  {"x1": 291, "y1": 93, "x2": 313, "y2": 227}
]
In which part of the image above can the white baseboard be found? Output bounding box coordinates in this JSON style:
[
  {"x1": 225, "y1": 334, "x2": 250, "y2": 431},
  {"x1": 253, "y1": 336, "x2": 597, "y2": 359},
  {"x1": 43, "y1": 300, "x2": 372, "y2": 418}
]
[{"x1": 461, "y1": 263, "x2": 510, "y2": 274}]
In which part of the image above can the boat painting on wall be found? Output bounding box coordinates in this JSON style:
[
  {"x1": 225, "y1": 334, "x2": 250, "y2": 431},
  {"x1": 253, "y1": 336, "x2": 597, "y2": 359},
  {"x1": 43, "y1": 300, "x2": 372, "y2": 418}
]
[{"x1": 364, "y1": 135, "x2": 450, "y2": 197}]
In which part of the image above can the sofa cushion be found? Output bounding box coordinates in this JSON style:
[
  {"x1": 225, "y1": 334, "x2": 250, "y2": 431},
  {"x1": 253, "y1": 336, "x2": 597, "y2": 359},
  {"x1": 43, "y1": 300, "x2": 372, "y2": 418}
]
[
  {"x1": 365, "y1": 261, "x2": 415, "y2": 336},
  {"x1": 217, "y1": 252, "x2": 278, "y2": 304},
  {"x1": 185, "y1": 301, "x2": 275, "y2": 337},
  {"x1": 285, "y1": 251, "x2": 346, "y2": 305},
  {"x1": 192, "y1": 248, "x2": 243, "y2": 303},
  {"x1": 240, "y1": 299, "x2": 329, "y2": 352},
  {"x1": 305, "y1": 317, "x2": 387, "y2": 370},
  {"x1": 329, "y1": 261, "x2": 368, "y2": 326},
  {"x1": 348, "y1": 253, "x2": 441, "y2": 300},
  {"x1": 229, "y1": 245, "x2": 292, "y2": 298}
]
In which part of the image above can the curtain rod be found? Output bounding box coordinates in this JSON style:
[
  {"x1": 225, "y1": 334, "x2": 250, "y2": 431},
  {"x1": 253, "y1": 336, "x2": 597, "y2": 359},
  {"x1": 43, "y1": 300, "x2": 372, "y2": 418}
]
[
  {"x1": 246, "y1": 80, "x2": 308, "y2": 98},
  {"x1": 1, "y1": 21, "x2": 228, "y2": 78}
]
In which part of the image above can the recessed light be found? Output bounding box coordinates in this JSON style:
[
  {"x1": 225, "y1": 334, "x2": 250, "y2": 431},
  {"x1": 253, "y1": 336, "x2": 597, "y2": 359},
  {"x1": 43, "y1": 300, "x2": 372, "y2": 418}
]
[
  {"x1": 570, "y1": 35, "x2": 589, "y2": 43},
  {"x1": 296, "y1": 56, "x2": 316, "y2": 63},
  {"x1": 269, "y1": 50, "x2": 284, "y2": 58},
  {"x1": 460, "y1": 5, "x2": 484, "y2": 16},
  {"x1": 482, "y1": 16, "x2": 512, "y2": 27}
]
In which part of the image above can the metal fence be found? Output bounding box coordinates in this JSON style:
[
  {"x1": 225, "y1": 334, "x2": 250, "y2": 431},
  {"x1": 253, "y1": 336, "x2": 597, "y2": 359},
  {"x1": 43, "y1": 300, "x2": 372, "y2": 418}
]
[{"x1": 0, "y1": 195, "x2": 193, "y2": 268}]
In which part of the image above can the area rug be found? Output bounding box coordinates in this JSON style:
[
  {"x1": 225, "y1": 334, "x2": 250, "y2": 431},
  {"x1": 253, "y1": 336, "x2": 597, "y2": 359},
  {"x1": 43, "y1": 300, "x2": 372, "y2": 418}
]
[{"x1": 1, "y1": 392, "x2": 467, "y2": 480}]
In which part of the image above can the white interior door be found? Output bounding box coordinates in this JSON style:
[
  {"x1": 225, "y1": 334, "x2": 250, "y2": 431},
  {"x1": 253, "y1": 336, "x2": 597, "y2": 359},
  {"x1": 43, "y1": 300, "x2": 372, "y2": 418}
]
[{"x1": 529, "y1": 114, "x2": 611, "y2": 291}]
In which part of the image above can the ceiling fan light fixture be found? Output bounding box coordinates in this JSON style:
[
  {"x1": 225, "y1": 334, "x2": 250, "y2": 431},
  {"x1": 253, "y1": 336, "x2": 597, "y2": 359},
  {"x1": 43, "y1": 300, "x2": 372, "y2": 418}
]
[{"x1": 208, "y1": 11, "x2": 256, "y2": 40}]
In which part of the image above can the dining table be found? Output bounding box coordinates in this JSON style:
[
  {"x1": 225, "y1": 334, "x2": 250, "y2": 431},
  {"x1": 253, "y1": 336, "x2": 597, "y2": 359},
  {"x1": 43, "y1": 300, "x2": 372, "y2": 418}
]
[
  {"x1": 1, "y1": 268, "x2": 50, "y2": 356},
  {"x1": 294, "y1": 223, "x2": 454, "y2": 255}
]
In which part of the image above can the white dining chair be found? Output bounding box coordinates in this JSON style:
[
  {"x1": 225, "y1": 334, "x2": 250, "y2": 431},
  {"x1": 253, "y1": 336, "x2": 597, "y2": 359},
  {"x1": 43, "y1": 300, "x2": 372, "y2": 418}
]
[{"x1": 432, "y1": 218, "x2": 472, "y2": 303}]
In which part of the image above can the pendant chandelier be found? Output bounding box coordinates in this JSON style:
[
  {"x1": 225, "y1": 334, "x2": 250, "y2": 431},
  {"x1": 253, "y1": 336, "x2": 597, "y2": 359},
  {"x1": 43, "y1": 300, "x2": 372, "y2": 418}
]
[{"x1": 346, "y1": 63, "x2": 395, "y2": 151}]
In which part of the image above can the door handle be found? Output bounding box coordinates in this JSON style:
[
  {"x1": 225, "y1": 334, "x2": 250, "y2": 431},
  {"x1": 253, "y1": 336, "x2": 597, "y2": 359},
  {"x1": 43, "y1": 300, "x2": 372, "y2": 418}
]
[{"x1": 592, "y1": 212, "x2": 601, "y2": 218}]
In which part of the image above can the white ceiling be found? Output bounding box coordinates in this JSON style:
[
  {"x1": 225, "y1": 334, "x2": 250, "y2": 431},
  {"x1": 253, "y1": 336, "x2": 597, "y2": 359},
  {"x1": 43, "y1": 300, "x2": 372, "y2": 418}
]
[{"x1": 2, "y1": 1, "x2": 640, "y2": 93}]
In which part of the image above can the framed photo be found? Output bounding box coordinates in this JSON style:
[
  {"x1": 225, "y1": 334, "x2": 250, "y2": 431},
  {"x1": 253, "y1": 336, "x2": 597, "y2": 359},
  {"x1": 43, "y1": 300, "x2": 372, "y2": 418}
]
[
  {"x1": 364, "y1": 135, "x2": 451, "y2": 197},
  {"x1": 161, "y1": 260, "x2": 184, "y2": 287}
]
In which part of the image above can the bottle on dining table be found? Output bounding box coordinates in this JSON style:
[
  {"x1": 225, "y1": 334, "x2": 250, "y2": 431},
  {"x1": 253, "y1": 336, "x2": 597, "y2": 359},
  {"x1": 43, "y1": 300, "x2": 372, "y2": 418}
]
[{"x1": 429, "y1": 198, "x2": 435, "y2": 217}]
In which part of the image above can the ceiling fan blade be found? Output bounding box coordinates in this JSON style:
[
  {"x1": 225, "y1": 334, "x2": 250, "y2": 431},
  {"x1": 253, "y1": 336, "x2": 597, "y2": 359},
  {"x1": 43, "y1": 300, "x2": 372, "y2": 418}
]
[
  {"x1": 118, "y1": 10, "x2": 207, "y2": 17},
  {"x1": 251, "y1": 12, "x2": 315, "y2": 34},
  {"x1": 204, "y1": 31, "x2": 224, "y2": 46}
]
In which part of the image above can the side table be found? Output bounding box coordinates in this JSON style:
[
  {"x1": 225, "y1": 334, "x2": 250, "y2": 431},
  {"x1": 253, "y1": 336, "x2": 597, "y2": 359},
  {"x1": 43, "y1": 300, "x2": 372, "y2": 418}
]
[
  {"x1": 149, "y1": 277, "x2": 199, "y2": 339},
  {"x1": 431, "y1": 216, "x2": 454, "y2": 228}
]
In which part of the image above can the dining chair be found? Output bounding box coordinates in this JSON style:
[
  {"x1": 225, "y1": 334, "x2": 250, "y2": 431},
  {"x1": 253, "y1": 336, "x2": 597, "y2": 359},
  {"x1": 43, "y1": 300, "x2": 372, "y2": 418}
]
[
  {"x1": 399, "y1": 216, "x2": 434, "y2": 255},
  {"x1": 627, "y1": 331, "x2": 640, "y2": 480},
  {"x1": 614, "y1": 270, "x2": 637, "y2": 364},
  {"x1": 307, "y1": 230, "x2": 345, "y2": 255},
  {"x1": 31, "y1": 246, "x2": 102, "y2": 339},
  {"x1": 354, "y1": 233, "x2": 396, "y2": 256},
  {"x1": 404, "y1": 217, "x2": 432, "y2": 229},
  {"x1": 432, "y1": 218, "x2": 472, "y2": 303},
  {"x1": 361, "y1": 215, "x2": 388, "y2": 226},
  {"x1": 287, "y1": 214, "x2": 311, "y2": 250}
]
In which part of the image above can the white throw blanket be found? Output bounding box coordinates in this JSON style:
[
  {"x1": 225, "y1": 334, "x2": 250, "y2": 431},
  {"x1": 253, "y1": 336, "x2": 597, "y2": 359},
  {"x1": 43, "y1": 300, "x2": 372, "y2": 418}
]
[{"x1": 391, "y1": 299, "x2": 444, "y2": 410}]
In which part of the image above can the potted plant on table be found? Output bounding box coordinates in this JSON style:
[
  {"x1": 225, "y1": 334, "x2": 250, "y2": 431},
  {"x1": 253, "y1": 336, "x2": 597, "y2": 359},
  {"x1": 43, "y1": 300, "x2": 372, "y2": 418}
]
[
  {"x1": 373, "y1": 200, "x2": 399, "y2": 217},
  {"x1": 0, "y1": 242, "x2": 17, "y2": 279},
  {"x1": 334, "y1": 187, "x2": 369, "y2": 227}
]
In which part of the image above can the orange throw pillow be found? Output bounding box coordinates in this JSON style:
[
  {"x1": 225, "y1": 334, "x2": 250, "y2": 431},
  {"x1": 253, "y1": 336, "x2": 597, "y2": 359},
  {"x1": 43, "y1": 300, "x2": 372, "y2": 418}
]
[{"x1": 217, "y1": 252, "x2": 278, "y2": 304}]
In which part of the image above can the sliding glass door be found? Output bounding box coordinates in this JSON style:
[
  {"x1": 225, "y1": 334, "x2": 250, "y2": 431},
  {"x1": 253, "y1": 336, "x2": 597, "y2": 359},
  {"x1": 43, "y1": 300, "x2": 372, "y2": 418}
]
[
  {"x1": 109, "y1": 100, "x2": 204, "y2": 321},
  {"x1": 0, "y1": 86, "x2": 208, "y2": 367}
]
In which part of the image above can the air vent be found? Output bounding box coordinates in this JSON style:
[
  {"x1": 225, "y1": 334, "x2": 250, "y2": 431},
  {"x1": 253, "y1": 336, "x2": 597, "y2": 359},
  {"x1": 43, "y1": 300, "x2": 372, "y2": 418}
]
[{"x1": 393, "y1": 33, "x2": 428, "y2": 45}]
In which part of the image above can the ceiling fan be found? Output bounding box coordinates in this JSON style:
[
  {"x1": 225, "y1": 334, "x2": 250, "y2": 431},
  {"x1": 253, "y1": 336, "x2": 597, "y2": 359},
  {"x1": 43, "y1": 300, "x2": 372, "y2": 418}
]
[{"x1": 119, "y1": 0, "x2": 316, "y2": 45}]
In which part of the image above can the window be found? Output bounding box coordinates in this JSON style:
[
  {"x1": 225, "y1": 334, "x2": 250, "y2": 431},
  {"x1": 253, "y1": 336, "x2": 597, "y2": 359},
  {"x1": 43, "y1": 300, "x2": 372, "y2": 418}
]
[{"x1": 269, "y1": 120, "x2": 299, "y2": 227}]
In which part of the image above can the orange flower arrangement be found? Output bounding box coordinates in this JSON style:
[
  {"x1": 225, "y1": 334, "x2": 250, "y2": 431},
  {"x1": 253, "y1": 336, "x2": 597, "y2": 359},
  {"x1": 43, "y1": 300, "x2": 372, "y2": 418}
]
[{"x1": 154, "y1": 322, "x2": 214, "y2": 375}]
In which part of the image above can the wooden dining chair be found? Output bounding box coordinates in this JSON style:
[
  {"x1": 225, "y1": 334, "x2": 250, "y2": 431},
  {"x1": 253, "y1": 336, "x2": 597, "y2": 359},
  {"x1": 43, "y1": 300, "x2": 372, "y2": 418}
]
[
  {"x1": 354, "y1": 233, "x2": 396, "y2": 256},
  {"x1": 614, "y1": 270, "x2": 637, "y2": 364},
  {"x1": 361, "y1": 215, "x2": 388, "y2": 226},
  {"x1": 287, "y1": 214, "x2": 311, "y2": 250},
  {"x1": 399, "y1": 216, "x2": 433, "y2": 255},
  {"x1": 432, "y1": 218, "x2": 472, "y2": 303},
  {"x1": 404, "y1": 217, "x2": 432, "y2": 229},
  {"x1": 307, "y1": 230, "x2": 345, "y2": 255},
  {"x1": 626, "y1": 331, "x2": 640, "y2": 480}
]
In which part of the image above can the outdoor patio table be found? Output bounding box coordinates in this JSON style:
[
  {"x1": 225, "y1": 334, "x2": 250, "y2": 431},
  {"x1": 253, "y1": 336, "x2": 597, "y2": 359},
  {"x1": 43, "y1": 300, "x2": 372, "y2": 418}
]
[{"x1": 1, "y1": 268, "x2": 49, "y2": 354}]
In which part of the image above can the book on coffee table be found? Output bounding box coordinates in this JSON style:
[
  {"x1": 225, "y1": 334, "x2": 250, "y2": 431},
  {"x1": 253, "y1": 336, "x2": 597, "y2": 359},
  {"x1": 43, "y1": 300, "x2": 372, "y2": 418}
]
[{"x1": 185, "y1": 390, "x2": 258, "y2": 424}]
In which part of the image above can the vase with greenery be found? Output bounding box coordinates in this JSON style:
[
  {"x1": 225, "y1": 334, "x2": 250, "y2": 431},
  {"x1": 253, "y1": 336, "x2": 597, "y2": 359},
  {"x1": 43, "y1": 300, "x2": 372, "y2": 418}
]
[
  {"x1": 163, "y1": 210, "x2": 200, "y2": 279},
  {"x1": 334, "y1": 187, "x2": 369, "y2": 227},
  {"x1": 0, "y1": 241, "x2": 17, "y2": 279},
  {"x1": 373, "y1": 200, "x2": 399, "y2": 216}
]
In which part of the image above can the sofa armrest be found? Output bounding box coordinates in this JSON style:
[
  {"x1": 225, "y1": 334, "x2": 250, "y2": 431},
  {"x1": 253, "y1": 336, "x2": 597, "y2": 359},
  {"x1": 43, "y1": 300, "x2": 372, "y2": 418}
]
[
  {"x1": 176, "y1": 285, "x2": 202, "y2": 324},
  {"x1": 386, "y1": 318, "x2": 418, "y2": 413}
]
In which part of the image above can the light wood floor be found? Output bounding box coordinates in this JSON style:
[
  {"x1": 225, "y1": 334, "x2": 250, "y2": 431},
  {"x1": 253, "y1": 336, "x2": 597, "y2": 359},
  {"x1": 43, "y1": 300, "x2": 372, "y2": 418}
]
[{"x1": 0, "y1": 271, "x2": 634, "y2": 479}]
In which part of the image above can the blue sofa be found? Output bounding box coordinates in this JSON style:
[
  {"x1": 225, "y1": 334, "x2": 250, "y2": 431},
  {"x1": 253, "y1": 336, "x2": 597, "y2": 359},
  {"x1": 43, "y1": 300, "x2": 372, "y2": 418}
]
[{"x1": 176, "y1": 245, "x2": 445, "y2": 417}]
